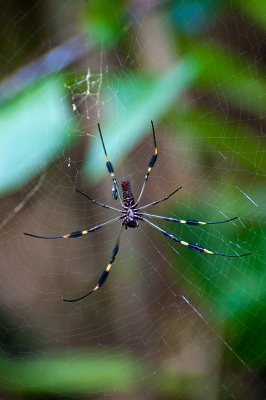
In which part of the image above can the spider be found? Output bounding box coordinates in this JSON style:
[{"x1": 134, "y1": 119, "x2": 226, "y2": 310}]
[{"x1": 24, "y1": 121, "x2": 250, "y2": 302}]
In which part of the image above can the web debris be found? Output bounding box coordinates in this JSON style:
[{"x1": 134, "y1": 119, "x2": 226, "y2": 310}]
[
  {"x1": 236, "y1": 186, "x2": 258, "y2": 207},
  {"x1": 65, "y1": 54, "x2": 106, "y2": 121}
]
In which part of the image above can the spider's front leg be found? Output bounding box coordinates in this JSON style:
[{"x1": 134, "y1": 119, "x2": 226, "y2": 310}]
[
  {"x1": 134, "y1": 121, "x2": 158, "y2": 206},
  {"x1": 63, "y1": 226, "x2": 123, "y2": 302},
  {"x1": 98, "y1": 123, "x2": 122, "y2": 204}
]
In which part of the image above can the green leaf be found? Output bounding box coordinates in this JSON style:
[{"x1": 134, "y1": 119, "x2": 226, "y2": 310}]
[
  {"x1": 168, "y1": 183, "x2": 265, "y2": 366},
  {"x1": 81, "y1": 0, "x2": 127, "y2": 47},
  {"x1": 0, "y1": 77, "x2": 75, "y2": 195},
  {"x1": 0, "y1": 351, "x2": 143, "y2": 394},
  {"x1": 84, "y1": 54, "x2": 201, "y2": 181},
  {"x1": 224, "y1": 302, "x2": 266, "y2": 368},
  {"x1": 180, "y1": 38, "x2": 266, "y2": 115},
  {"x1": 173, "y1": 105, "x2": 266, "y2": 172},
  {"x1": 232, "y1": 0, "x2": 266, "y2": 32}
]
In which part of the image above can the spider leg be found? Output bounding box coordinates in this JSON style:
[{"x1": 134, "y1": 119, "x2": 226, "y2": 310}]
[
  {"x1": 142, "y1": 217, "x2": 251, "y2": 257},
  {"x1": 23, "y1": 216, "x2": 121, "y2": 240},
  {"x1": 134, "y1": 121, "x2": 158, "y2": 206},
  {"x1": 140, "y1": 213, "x2": 238, "y2": 226},
  {"x1": 63, "y1": 225, "x2": 123, "y2": 302},
  {"x1": 75, "y1": 189, "x2": 121, "y2": 212},
  {"x1": 138, "y1": 186, "x2": 182, "y2": 211},
  {"x1": 98, "y1": 123, "x2": 123, "y2": 205}
]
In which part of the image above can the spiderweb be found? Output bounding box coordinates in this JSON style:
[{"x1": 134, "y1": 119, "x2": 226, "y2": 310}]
[{"x1": 1, "y1": 2, "x2": 265, "y2": 399}]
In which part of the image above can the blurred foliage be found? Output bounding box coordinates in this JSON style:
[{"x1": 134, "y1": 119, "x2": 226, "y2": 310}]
[
  {"x1": 82, "y1": 0, "x2": 127, "y2": 47},
  {"x1": 169, "y1": 0, "x2": 223, "y2": 33},
  {"x1": 173, "y1": 106, "x2": 265, "y2": 172},
  {"x1": 0, "y1": 77, "x2": 75, "y2": 194},
  {"x1": 0, "y1": 351, "x2": 143, "y2": 394},
  {"x1": 180, "y1": 38, "x2": 266, "y2": 116},
  {"x1": 85, "y1": 55, "x2": 200, "y2": 179},
  {"x1": 232, "y1": 0, "x2": 266, "y2": 32},
  {"x1": 0, "y1": 351, "x2": 209, "y2": 398},
  {"x1": 170, "y1": 186, "x2": 265, "y2": 368},
  {"x1": 0, "y1": 0, "x2": 265, "y2": 398}
]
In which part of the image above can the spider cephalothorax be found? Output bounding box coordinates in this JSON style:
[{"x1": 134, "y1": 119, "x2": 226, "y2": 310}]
[
  {"x1": 122, "y1": 206, "x2": 139, "y2": 229},
  {"x1": 24, "y1": 121, "x2": 250, "y2": 303}
]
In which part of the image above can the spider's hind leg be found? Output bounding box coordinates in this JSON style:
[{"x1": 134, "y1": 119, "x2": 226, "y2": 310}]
[
  {"x1": 63, "y1": 225, "x2": 123, "y2": 302},
  {"x1": 143, "y1": 217, "x2": 251, "y2": 258}
]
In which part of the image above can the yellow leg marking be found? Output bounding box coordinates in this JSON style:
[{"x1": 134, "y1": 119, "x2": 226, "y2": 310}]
[
  {"x1": 106, "y1": 155, "x2": 109, "y2": 161},
  {"x1": 203, "y1": 249, "x2": 214, "y2": 254},
  {"x1": 180, "y1": 220, "x2": 186, "y2": 224},
  {"x1": 199, "y1": 221, "x2": 207, "y2": 225},
  {"x1": 63, "y1": 235, "x2": 69, "y2": 239},
  {"x1": 181, "y1": 241, "x2": 189, "y2": 246},
  {"x1": 106, "y1": 263, "x2": 112, "y2": 272},
  {"x1": 147, "y1": 167, "x2": 152, "y2": 172},
  {"x1": 155, "y1": 148, "x2": 158, "y2": 155},
  {"x1": 93, "y1": 284, "x2": 100, "y2": 292},
  {"x1": 82, "y1": 230, "x2": 88, "y2": 235}
]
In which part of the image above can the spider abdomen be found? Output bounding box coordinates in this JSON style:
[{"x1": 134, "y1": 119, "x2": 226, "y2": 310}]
[{"x1": 121, "y1": 179, "x2": 135, "y2": 207}]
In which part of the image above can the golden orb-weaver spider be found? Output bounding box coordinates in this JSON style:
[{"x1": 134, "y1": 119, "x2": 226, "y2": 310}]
[{"x1": 24, "y1": 122, "x2": 250, "y2": 302}]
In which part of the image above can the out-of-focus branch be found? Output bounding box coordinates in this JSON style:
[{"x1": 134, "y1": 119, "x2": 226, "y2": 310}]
[
  {"x1": 0, "y1": 174, "x2": 45, "y2": 231},
  {"x1": 0, "y1": 35, "x2": 90, "y2": 103}
]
